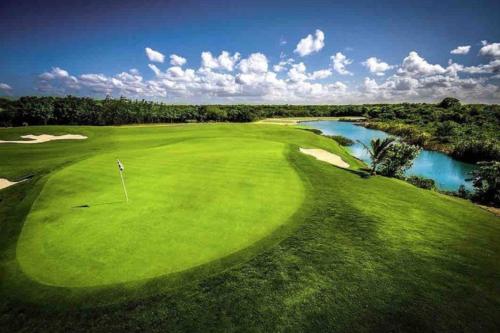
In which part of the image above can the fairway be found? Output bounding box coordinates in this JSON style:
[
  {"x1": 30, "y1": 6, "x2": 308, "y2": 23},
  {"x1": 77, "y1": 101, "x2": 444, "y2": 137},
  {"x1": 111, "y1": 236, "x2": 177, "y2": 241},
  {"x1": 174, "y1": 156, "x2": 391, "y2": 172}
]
[
  {"x1": 16, "y1": 137, "x2": 304, "y2": 287},
  {"x1": 1, "y1": 124, "x2": 499, "y2": 332}
]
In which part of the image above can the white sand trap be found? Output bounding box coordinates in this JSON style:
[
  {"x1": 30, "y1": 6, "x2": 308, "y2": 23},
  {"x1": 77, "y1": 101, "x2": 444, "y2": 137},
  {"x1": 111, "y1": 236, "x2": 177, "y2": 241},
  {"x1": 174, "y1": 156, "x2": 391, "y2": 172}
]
[
  {"x1": 0, "y1": 178, "x2": 27, "y2": 190},
  {"x1": 0, "y1": 134, "x2": 87, "y2": 144},
  {"x1": 300, "y1": 148, "x2": 350, "y2": 168}
]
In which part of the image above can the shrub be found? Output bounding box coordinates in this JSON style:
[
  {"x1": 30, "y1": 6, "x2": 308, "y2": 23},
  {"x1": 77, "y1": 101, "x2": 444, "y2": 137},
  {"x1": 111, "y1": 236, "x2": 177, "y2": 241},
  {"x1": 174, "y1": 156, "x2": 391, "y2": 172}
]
[
  {"x1": 469, "y1": 161, "x2": 500, "y2": 207},
  {"x1": 327, "y1": 135, "x2": 354, "y2": 146},
  {"x1": 452, "y1": 140, "x2": 500, "y2": 163},
  {"x1": 378, "y1": 142, "x2": 421, "y2": 177},
  {"x1": 302, "y1": 128, "x2": 322, "y2": 135},
  {"x1": 406, "y1": 175, "x2": 436, "y2": 190}
]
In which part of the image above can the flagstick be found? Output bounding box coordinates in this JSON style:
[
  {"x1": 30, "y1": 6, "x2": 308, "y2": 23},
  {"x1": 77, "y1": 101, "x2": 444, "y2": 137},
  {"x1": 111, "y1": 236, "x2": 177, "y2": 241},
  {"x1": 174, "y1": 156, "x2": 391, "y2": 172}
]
[{"x1": 119, "y1": 169, "x2": 129, "y2": 203}]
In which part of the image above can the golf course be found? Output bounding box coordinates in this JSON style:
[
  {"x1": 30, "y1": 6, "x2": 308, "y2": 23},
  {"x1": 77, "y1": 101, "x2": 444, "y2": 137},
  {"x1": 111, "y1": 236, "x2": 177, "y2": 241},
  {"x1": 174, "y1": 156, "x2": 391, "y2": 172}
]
[{"x1": 0, "y1": 122, "x2": 499, "y2": 331}]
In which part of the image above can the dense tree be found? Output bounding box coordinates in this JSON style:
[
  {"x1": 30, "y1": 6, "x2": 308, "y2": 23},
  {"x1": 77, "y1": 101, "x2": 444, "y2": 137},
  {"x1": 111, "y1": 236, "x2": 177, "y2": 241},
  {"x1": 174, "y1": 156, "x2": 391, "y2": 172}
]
[
  {"x1": 438, "y1": 97, "x2": 461, "y2": 109},
  {"x1": 469, "y1": 161, "x2": 500, "y2": 207},
  {"x1": 364, "y1": 101, "x2": 500, "y2": 163}
]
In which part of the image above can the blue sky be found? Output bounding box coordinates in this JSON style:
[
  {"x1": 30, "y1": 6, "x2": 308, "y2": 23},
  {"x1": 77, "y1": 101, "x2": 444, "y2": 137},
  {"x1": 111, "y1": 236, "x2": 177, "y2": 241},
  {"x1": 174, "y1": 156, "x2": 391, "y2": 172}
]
[{"x1": 0, "y1": 0, "x2": 499, "y2": 103}]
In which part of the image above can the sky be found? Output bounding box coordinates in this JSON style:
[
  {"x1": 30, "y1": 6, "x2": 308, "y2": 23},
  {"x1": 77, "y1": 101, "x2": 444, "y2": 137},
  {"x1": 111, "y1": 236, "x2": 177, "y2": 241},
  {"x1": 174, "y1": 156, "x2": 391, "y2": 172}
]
[{"x1": 0, "y1": 0, "x2": 499, "y2": 103}]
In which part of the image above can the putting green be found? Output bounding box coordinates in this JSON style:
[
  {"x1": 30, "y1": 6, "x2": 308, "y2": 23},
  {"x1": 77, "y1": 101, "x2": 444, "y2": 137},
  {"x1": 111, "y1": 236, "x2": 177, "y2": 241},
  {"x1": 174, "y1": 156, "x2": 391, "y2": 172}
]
[{"x1": 16, "y1": 138, "x2": 304, "y2": 287}]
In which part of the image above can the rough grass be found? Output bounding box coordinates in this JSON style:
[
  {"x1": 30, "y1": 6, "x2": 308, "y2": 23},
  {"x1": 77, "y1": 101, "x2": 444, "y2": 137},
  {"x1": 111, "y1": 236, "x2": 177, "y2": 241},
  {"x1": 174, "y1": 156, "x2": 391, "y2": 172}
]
[{"x1": 0, "y1": 123, "x2": 498, "y2": 332}]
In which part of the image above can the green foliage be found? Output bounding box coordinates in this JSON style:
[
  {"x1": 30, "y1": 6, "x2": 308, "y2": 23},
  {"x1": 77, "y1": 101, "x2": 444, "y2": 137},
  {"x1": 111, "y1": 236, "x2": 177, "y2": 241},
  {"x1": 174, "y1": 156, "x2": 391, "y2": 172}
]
[
  {"x1": 302, "y1": 128, "x2": 323, "y2": 135},
  {"x1": 327, "y1": 135, "x2": 354, "y2": 146},
  {"x1": 358, "y1": 137, "x2": 397, "y2": 175},
  {"x1": 405, "y1": 175, "x2": 436, "y2": 190},
  {"x1": 452, "y1": 139, "x2": 500, "y2": 163},
  {"x1": 438, "y1": 97, "x2": 461, "y2": 109},
  {"x1": 0, "y1": 96, "x2": 369, "y2": 126},
  {"x1": 379, "y1": 142, "x2": 421, "y2": 177},
  {"x1": 470, "y1": 161, "x2": 500, "y2": 207},
  {"x1": 365, "y1": 102, "x2": 500, "y2": 163},
  {"x1": 435, "y1": 120, "x2": 457, "y2": 141}
]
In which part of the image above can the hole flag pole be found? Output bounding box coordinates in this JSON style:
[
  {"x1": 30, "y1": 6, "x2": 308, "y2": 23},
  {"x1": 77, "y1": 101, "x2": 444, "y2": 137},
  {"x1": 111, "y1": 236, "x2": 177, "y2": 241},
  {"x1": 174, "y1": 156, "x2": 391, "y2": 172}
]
[{"x1": 117, "y1": 159, "x2": 129, "y2": 203}]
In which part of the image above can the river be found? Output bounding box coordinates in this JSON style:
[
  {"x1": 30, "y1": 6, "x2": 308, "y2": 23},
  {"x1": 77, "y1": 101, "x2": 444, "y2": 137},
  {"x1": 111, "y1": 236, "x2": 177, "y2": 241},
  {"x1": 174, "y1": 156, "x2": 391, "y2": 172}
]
[{"x1": 302, "y1": 120, "x2": 476, "y2": 191}]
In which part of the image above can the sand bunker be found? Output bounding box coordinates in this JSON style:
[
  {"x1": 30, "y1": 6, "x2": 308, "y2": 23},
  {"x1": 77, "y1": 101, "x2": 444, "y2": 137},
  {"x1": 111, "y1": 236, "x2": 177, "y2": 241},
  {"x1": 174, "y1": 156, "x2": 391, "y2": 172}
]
[
  {"x1": 300, "y1": 148, "x2": 350, "y2": 168},
  {"x1": 0, "y1": 178, "x2": 27, "y2": 190},
  {"x1": 0, "y1": 134, "x2": 87, "y2": 144}
]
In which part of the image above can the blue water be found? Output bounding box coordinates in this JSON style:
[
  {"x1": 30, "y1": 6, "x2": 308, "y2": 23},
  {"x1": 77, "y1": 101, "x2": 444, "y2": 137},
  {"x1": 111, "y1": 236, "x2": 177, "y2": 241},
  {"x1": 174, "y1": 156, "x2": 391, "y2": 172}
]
[{"x1": 303, "y1": 121, "x2": 476, "y2": 191}]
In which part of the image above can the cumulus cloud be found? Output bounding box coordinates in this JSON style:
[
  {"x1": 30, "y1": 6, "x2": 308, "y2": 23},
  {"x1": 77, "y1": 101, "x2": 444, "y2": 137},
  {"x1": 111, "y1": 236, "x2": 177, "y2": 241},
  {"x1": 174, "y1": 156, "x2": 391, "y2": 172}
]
[
  {"x1": 287, "y1": 62, "x2": 331, "y2": 82},
  {"x1": 273, "y1": 58, "x2": 294, "y2": 72},
  {"x1": 145, "y1": 47, "x2": 165, "y2": 63},
  {"x1": 450, "y1": 45, "x2": 471, "y2": 55},
  {"x1": 170, "y1": 54, "x2": 187, "y2": 66},
  {"x1": 357, "y1": 50, "x2": 500, "y2": 103},
  {"x1": 480, "y1": 41, "x2": 500, "y2": 58},
  {"x1": 37, "y1": 67, "x2": 79, "y2": 93},
  {"x1": 461, "y1": 59, "x2": 500, "y2": 75},
  {"x1": 362, "y1": 57, "x2": 394, "y2": 76},
  {"x1": 0, "y1": 83, "x2": 12, "y2": 92},
  {"x1": 36, "y1": 46, "x2": 500, "y2": 104},
  {"x1": 398, "y1": 51, "x2": 446, "y2": 76},
  {"x1": 238, "y1": 53, "x2": 268, "y2": 73},
  {"x1": 294, "y1": 29, "x2": 325, "y2": 57},
  {"x1": 310, "y1": 69, "x2": 333, "y2": 80},
  {"x1": 201, "y1": 51, "x2": 241, "y2": 71},
  {"x1": 331, "y1": 52, "x2": 353, "y2": 75}
]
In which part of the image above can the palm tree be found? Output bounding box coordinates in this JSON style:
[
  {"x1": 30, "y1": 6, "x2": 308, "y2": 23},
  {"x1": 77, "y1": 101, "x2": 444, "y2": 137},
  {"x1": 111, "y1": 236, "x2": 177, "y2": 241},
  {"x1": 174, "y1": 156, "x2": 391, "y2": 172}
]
[{"x1": 358, "y1": 137, "x2": 396, "y2": 175}]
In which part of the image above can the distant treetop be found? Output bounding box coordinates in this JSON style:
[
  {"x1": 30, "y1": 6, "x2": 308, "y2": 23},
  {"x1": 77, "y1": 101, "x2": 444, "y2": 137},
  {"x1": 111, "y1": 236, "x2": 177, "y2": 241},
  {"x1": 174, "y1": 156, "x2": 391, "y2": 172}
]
[{"x1": 438, "y1": 97, "x2": 461, "y2": 109}]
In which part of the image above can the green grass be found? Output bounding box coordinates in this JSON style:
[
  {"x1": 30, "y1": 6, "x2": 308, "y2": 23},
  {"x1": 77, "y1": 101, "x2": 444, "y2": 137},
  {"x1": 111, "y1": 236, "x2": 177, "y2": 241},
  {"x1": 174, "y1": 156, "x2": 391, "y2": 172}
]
[
  {"x1": 0, "y1": 123, "x2": 498, "y2": 332},
  {"x1": 17, "y1": 138, "x2": 304, "y2": 287}
]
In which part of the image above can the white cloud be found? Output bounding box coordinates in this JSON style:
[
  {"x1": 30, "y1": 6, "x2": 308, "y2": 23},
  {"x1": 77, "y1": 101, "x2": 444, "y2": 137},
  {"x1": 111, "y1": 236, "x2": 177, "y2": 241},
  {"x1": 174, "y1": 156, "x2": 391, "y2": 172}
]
[
  {"x1": 356, "y1": 50, "x2": 500, "y2": 103},
  {"x1": 287, "y1": 62, "x2": 308, "y2": 82},
  {"x1": 148, "y1": 64, "x2": 162, "y2": 76},
  {"x1": 450, "y1": 45, "x2": 471, "y2": 55},
  {"x1": 398, "y1": 51, "x2": 446, "y2": 76},
  {"x1": 37, "y1": 67, "x2": 79, "y2": 93},
  {"x1": 218, "y1": 51, "x2": 241, "y2": 71},
  {"x1": 145, "y1": 47, "x2": 165, "y2": 63},
  {"x1": 286, "y1": 62, "x2": 332, "y2": 82},
  {"x1": 294, "y1": 29, "x2": 325, "y2": 57},
  {"x1": 238, "y1": 53, "x2": 268, "y2": 73},
  {"x1": 273, "y1": 58, "x2": 294, "y2": 72},
  {"x1": 310, "y1": 69, "x2": 332, "y2": 80},
  {"x1": 0, "y1": 83, "x2": 12, "y2": 91},
  {"x1": 36, "y1": 47, "x2": 500, "y2": 104},
  {"x1": 362, "y1": 57, "x2": 394, "y2": 76},
  {"x1": 170, "y1": 54, "x2": 187, "y2": 66},
  {"x1": 201, "y1": 51, "x2": 241, "y2": 71},
  {"x1": 331, "y1": 52, "x2": 353, "y2": 75},
  {"x1": 461, "y1": 59, "x2": 500, "y2": 74},
  {"x1": 480, "y1": 41, "x2": 500, "y2": 58}
]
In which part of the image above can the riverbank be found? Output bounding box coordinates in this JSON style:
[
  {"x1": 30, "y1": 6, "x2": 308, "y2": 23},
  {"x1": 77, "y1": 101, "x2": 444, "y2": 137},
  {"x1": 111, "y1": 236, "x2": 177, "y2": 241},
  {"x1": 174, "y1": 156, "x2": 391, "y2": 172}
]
[
  {"x1": 358, "y1": 120, "x2": 499, "y2": 164},
  {"x1": 358, "y1": 120, "x2": 451, "y2": 152},
  {"x1": 257, "y1": 116, "x2": 366, "y2": 125},
  {"x1": 301, "y1": 120, "x2": 476, "y2": 192}
]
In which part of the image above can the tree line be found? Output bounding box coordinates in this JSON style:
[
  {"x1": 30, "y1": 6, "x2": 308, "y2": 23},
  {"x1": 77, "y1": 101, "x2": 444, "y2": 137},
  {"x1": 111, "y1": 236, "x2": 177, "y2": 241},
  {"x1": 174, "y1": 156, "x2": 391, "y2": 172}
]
[
  {"x1": 360, "y1": 98, "x2": 500, "y2": 163},
  {"x1": 1, "y1": 95, "x2": 498, "y2": 164},
  {"x1": 0, "y1": 96, "x2": 367, "y2": 126}
]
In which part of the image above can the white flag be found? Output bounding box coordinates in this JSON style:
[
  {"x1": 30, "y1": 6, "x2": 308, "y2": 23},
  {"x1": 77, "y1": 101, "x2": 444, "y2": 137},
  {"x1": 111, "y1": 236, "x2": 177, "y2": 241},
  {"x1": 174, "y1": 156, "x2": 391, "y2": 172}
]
[{"x1": 117, "y1": 159, "x2": 124, "y2": 172}]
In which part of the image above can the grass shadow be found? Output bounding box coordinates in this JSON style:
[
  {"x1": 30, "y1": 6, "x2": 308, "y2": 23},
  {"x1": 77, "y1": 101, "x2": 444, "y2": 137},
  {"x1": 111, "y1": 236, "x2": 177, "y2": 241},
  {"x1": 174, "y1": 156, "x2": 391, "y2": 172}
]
[{"x1": 72, "y1": 201, "x2": 123, "y2": 209}]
